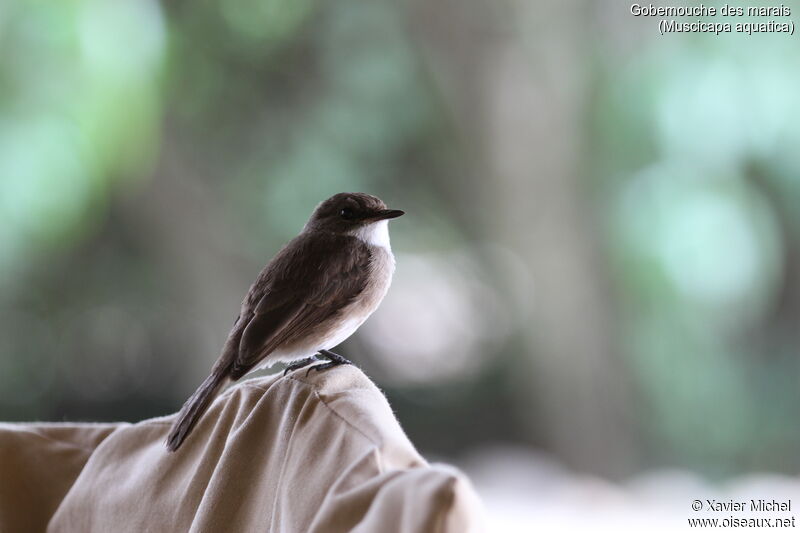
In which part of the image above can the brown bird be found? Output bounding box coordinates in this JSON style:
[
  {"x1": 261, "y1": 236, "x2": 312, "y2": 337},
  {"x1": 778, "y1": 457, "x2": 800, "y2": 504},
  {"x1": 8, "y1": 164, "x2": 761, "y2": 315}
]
[{"x1": 166, "y1": 192, "x2": 404, "y2": 451}]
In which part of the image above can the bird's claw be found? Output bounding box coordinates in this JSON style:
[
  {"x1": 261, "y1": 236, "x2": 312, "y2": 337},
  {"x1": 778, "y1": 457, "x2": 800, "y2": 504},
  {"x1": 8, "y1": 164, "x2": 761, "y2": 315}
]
[
  {"x1": 304, "y1": 361, "x2": 350, "y2": 376},
  {"x1": 318, "y1": 349, "x2": 352, "y2": 365},
  {"x1": 284, "y1": 356, "x2": 318, "y2": 376},
  {"x1": 304, "y1": 350, "x2": 352, "y2": 376}
]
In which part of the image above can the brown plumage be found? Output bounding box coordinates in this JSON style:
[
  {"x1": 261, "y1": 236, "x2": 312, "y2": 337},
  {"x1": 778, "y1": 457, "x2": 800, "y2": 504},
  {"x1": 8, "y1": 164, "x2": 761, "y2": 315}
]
[{"x1": 166, "y1": 193, "x2": 403, "y2": 451}]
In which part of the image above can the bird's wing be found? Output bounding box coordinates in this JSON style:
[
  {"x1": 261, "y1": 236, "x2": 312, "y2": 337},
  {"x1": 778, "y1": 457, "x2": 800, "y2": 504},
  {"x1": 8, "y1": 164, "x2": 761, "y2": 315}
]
[{"x1": 230, "y1": 233, "x2": 371, "y2": 378}]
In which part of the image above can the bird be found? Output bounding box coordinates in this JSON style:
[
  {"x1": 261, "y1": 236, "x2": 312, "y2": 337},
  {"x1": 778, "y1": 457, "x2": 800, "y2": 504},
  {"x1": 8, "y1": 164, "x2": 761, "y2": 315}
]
[{"x1": 165, "y1": 192, "x2": 404, "y2": 451}]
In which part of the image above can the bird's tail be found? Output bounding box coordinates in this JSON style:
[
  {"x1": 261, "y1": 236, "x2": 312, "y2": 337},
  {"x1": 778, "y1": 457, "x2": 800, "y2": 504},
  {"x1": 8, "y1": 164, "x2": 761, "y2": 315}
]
[{"x1": 166, "y1": 371, "x2": 228, "y2": 452}]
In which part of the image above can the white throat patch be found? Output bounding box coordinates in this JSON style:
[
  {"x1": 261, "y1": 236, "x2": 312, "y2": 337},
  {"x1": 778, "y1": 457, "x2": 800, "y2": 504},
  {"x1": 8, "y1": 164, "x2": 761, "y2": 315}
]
[{"x1": 352, "y1": 220, "x2": 391, "y2": 250}]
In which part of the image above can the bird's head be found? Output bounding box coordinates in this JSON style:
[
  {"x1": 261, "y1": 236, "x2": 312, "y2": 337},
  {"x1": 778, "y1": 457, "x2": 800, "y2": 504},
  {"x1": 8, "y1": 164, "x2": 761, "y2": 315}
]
[{"x1": 304, "y1": 193, "x2": 403, "y2": 247}]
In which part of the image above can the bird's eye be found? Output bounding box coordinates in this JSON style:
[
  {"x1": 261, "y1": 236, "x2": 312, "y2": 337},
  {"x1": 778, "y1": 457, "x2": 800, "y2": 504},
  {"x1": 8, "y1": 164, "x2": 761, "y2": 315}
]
[{"x1": 339, "y1": 208, "x2": 356, "y2": 220}]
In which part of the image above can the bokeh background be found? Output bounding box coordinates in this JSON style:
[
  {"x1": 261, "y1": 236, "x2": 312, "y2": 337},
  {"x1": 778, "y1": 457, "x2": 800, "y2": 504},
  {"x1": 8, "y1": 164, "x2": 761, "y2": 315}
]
[{"x1": 2, "y1": 0, "x2": 799, "y2": 530}]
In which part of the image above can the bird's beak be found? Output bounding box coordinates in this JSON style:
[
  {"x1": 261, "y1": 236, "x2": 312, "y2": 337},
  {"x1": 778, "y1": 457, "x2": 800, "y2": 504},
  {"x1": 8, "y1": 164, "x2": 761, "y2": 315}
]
[{"x1": 372, "y1": 209, "x2": 405, "y2": 220}]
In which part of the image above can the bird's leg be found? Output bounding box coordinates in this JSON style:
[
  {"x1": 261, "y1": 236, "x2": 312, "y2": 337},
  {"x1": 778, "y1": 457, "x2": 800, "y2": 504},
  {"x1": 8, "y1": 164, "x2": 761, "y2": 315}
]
[
  {"x1": 319, "y1": 349, "x2": 352, "y2": 365},
  {"x1": 305, "y1": 349, "x2": 352, "y2": 375},
  {"x1": 284, "y1": 356, "x2": 319, "y2": 376}
]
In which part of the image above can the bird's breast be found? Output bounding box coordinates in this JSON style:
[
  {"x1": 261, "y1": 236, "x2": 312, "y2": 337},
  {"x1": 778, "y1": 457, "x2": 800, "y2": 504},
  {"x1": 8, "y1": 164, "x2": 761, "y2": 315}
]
[
  {"x1": 342, "y1": 244, "x2": 395, "y2": 320},
  {"x1": 362, "y1": 245, "x2": 395, "y2": 310},
  {"x1": 313, "y1": 246, "x2": 394, "y2": 352}
]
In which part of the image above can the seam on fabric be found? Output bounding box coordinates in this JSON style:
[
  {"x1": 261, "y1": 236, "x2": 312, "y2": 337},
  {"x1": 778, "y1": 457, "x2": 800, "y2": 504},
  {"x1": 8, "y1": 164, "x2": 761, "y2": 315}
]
[
  {"x1": 434, "y1": 475, "x2": 458, "y2": 533},
  {"x1": 153, "y1": 375, "x2": 381, "y2": 458},
  {"x1": 284, "y1": 375, "x2": 379, "y2": 448},
  {"x1": 264, "y1": 386, "x2": 315, "y2": 531},
  {"x1": 2, "y1": 426, "x2": 117, "y2": 452}
]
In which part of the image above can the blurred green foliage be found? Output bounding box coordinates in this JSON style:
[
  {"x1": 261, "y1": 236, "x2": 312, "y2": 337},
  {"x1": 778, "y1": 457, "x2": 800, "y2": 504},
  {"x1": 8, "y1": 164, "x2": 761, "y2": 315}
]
[
  {"x1": 1, "y1": 0, "x2": 799, "y2": 479},
  {"x1": 595, "y1": 35, "x2": 800, "y2": 474}
]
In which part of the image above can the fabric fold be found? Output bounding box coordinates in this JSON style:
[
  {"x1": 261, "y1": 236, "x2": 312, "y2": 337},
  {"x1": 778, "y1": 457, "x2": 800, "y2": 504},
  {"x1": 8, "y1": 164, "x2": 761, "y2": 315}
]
[{"x1": 0, "y1": 366, "x2": 484, "y2": 533}]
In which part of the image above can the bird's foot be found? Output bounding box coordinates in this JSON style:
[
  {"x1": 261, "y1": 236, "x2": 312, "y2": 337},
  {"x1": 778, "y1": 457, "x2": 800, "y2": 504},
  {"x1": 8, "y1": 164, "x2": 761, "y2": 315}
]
[
  {"x1": 284, "y1": 356, "x2": 318, "y2": 376},
  {"x1": 305, "y1": 350, "x2": 352, "y2": 376},
  {"x1": 319, "y1": 349, "x2": 352, "y2": 365}
]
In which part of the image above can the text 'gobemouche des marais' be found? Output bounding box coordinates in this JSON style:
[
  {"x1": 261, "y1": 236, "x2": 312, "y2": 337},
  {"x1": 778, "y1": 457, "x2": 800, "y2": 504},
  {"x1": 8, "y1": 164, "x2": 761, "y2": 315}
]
[{"x1": 630, "y1": 3, "x2": 795, "y2": 35}]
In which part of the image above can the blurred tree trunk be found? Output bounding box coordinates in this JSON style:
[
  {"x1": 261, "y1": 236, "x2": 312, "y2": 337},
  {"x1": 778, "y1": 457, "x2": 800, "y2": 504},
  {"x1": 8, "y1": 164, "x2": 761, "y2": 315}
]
[{"x1": 404, "y1": 0, "x2": 638, "y2": 476}]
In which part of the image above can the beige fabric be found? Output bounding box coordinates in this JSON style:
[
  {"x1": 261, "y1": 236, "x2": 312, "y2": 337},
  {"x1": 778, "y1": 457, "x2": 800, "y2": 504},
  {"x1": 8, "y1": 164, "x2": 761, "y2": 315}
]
[{"x1": 0, "y1": 366, "x2": 485, "y2": 533}]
